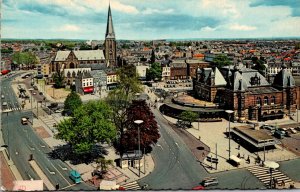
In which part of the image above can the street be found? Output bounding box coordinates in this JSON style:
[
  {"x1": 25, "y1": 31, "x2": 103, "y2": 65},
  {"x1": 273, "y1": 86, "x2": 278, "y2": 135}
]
[{"x1": 1, "y1": 74, "x2": 96, "y2": 190}]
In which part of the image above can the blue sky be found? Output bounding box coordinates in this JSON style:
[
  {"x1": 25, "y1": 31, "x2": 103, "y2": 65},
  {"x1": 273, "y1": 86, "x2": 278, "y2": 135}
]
[{"x1": 2, "y1": 0, "x2": 300, "y2": 40}]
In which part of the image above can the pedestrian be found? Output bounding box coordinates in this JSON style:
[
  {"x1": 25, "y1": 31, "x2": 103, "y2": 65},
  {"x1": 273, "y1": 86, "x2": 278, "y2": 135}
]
[
  {"x1": 238, "y1": 144, "x2": 240, "y2": 150},
  {"x1": 202, "y1": 152, "x2": 205, "y2": 157},
  {"x1": 237, "y1": 152, "x2": 240, "y2": 158}
]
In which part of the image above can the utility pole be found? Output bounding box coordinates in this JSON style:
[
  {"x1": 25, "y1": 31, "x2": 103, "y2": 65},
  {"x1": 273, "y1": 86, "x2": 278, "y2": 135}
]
[{"x1": 215, "y1": 143, "x2": 218, "y2": 170}]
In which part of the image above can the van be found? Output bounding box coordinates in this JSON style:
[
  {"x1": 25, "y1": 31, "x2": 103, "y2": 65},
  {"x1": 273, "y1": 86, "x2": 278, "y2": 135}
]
[
  {"x1": 21, "y1": 117, "x2": 28, "y2": 125},
  {"x1": 69, "y1": 170, "x2": 81, "y2": 184}
]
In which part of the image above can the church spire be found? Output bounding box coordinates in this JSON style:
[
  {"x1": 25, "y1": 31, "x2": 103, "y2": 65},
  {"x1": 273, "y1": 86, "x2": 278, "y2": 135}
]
[{"x1": 105, "y1": 2, "x2": 115, "y2": 39}]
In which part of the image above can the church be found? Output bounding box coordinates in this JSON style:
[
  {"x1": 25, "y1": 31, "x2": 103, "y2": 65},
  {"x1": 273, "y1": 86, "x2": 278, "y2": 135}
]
[
  {"x1": 194, "y1": 64, "x2": 298, "y2": 122},
  {"x1": 50, "y1": 4, "x2": 117, "y2": 85}
]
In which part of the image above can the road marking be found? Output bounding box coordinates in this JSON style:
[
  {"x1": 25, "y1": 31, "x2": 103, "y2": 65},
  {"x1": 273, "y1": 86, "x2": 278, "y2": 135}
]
[
  {"x1": 60, "y1": 184, "x2": 77, "y2": 190},
  {"x1": 46, "y1": 168, "x2": 55, "y2": 175},
  {"x1": 156, "y1": 144, "x2": 163, "y2": 150},
  {"x1": 58, "y1": 164, "x2": 68, "y2": 171},
  {"x1": 175, "y1": 142, "x2": 179, "y2": 147}
]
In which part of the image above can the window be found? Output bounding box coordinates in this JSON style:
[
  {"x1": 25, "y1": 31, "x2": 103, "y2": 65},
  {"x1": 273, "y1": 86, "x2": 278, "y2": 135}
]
[
  {"x1": 90, "y1": 82, "x2": 92, "y2": 86},
  {"x1": 256, "y1": 97, "x2": 261, "y2": 106},
  {"x1": 271, "y1": 96, "x2": 275, "y2": 104},
  {"x1": 83, "y1": 83, "x2": 85, "y2": 86},
  {"x1": 264, "y1": 96, "x2": 268, "y2": 105}
]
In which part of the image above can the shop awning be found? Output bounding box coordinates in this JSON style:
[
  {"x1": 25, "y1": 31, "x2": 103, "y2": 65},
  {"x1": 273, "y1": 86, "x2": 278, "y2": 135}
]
[{"x1": 83, "y1": 87, "x2": 94, "y2": 93}]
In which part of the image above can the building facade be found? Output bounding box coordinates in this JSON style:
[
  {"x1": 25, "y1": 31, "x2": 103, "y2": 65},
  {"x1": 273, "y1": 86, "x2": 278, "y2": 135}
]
[{"x1": 194, "y1": 64, "x2": 298, "y2": 122}]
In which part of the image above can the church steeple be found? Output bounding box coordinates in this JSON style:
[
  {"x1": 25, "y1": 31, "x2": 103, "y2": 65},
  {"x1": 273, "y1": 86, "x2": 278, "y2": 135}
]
[
  {"x1": 105, "y1": 3, "x2": 115, "y2": 39},
  {"x1": 104, "y1": 2, "x2": 117, "y2": 67}
]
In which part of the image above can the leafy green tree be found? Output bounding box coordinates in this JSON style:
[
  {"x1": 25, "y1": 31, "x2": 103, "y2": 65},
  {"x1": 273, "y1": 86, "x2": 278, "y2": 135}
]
[
  {"x1": 117, "y1": 64, "x2": 142, "y2": 96},
  {"x1": 106, "y1": 65, "x2": 142, "y2": 155},
  {"x1": 251, "y1": 56, "x2": 266, "y2": 75},
  {"x1": 96, "y1": 157, "x2": 113, "y2": 173},
  {"x1": 55, "y1": 100, "x2": 117, "y2": 154},
  {"x1": 213, "y1": 54, "x2": 231, "y2": 68},
  {"x1": 52, "y1": 71, "x2": 65, "y2": 88},
  {"x1": 64, "y1": 91, "x2": 82, "y2": 116},
  {"x1": 12, "y1": 52, "x2": 38, "y2": 69},
  {"x1": 295, "y1": 43, "x2": 300, "y2": 50},
  {"x1": 179, "y1": 111, "x2": 198, "y2": 127},
  {"x1": 146, "y1": 62, "x2": 162, "y2": 81}
]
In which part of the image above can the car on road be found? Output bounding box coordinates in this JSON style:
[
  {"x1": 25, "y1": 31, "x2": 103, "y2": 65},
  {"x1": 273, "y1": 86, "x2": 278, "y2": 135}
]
[
  {"x1": 69, "y1": 170, "x2": 81, "y2": 184},
  {"x1": 1, "y1": 95, "x2": 4, "y2": 99},
  {"x1": 201, "y1": 177, "x2": 219, "y2": 187},
  {"x1": 2, "y1": 102, "x2": 7, "y2": 106},
  {"x1": 39, "y1": 92, "x2": 43, "y2": 95},
  {"x1": 33, "y1": 92, "x2": 37, "y2": 95},
  {"x1": 21, "y1": 117, "x2": 29, "y2": 125}
]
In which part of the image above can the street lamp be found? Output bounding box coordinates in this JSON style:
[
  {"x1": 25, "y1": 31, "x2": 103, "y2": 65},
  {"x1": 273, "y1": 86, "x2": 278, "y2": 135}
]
[
  {"x1": 134, "y1": 120, "x2": 143, "y2": 177},
  {"x1": 225, "y1": 110, "x2": 234, "y2": 160}
]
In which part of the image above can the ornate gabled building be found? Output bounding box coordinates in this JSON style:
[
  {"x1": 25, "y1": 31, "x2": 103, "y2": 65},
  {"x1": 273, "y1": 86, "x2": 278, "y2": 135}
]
[
  {"x1": 194, "y1": 64, "x2": 298, "y2": 122},
  {"x1": 104, "y1": 4, "x2": 117, "y2": 67}
]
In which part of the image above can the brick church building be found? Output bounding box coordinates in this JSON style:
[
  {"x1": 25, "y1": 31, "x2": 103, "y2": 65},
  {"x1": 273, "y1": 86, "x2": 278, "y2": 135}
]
[{"x1": 194, "y1": 64, "x2": 298, "y2": 122}]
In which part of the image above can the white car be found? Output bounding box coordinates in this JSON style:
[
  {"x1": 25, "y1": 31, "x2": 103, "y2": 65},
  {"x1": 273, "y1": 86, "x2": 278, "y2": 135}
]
[
  {"x1": 2, "y1": 102, "x2": 7, "y2": 106},
  {"x1": 33, "y1": 92, "x2": 37, "y2": 95},
  {"x1": 1, "y1": 95, "x2": 4, "y2": 99}
]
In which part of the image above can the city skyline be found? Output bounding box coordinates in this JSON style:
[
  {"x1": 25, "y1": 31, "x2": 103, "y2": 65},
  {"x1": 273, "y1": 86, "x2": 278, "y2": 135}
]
[{"x1": 2, "y1": 0, "x2": 300, "y2": 40}]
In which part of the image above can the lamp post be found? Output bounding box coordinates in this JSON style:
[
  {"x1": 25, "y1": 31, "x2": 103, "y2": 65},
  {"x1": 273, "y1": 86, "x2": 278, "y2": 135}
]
[
  {"x1": 134, "y1": 120, "x2": 143, "y2": 177},
  {"x1": 225, "y1": 110, "x2": 234, "y2": 160}
]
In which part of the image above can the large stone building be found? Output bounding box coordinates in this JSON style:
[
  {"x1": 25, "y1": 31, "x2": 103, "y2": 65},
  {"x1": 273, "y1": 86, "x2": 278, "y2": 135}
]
[
  {"x1": 194, "y1": 64, "x2": 298, "y2": 122},
  {"x1": 50, "y1": 4, "x2": 117, "y2": 88}
]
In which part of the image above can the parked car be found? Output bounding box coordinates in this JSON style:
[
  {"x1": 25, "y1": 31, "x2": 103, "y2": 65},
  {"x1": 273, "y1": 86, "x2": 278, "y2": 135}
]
[
  {"x1": 1, "y1": 95, "x2": 4, "y2": 99},
  {"x1": 2, "y1": 102, "x2": 7, "y2": 106},
  {"x1": 201, "y1": 177, "x2": 219, "y2": 187}
]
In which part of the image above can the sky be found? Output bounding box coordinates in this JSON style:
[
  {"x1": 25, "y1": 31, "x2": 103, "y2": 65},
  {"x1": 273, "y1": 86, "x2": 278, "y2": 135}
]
[{"x1": 2, "y1": 0, "x2": 300, "y2": 40}]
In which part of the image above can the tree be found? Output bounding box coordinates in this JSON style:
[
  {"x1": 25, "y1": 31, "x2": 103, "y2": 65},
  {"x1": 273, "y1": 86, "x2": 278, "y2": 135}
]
[
  {"x1": 95, "y1": 157, "x2": 113, "y2": 173},
  {"x1": 52, "y1": 71, "x2": 65, "y2": 88},
  {"x1": 150, "y1": 49, "x2": 156, "y2": 64},
  {"x1": 251, "y1": 57, "x2": 266, "y2": 75},
  {"x1": 122, "y1": 100, "x2": 160, "y2": 152},
  {"x1": 116, "y1": 64, "x2": 142, "y2": 96},
  {"x1": 64, "y1": 91, "x2": 82, "y2": 116},
  {"x1": 146, "y1": 62, "x2": 162, "y2": 81},
  {"x1": 12, "y1": 52, "x2": 38, "y2": 69},
  {"x1": 106, "y1": 65, "x2": 143, "y2": 155},
  {"x1": 55, "y1": 100, "x2": 117, "y2": 154},
  {"x1": 179, "y1": 111, "x2": 198, "y2": 127},
  {"x1": 213, "y1": 54, "x2": 231, "y2": 68}
]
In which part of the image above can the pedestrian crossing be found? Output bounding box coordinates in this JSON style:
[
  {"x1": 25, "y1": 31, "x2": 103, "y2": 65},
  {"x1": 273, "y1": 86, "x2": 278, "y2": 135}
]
[
  {"x1": 1, "y1": 107, "x2": 22, "y2": 112},
  {"x1": 247, "y1": 165, "x2": 293, "y2": 188},
  {"x1": 121, "y1": 181, "x2": 141, "y2": 190}
]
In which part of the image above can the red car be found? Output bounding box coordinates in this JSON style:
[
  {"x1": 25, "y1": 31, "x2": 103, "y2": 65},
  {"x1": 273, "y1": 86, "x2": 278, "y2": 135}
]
[{"x1": 192, "y1": 185, "x2": 205, "y2": 190}]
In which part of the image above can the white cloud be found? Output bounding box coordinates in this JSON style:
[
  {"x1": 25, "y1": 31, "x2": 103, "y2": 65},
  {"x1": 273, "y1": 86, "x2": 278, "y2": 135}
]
[
  {"x1": 200, "y1": 0, "x2": 240, "y2": 18},
  {"x1": 229, "y1": 24, "x2": 257, "y2": 31},
  {"x1": 111, "y1": 0, "x2": 139, "y2": 14},
  {"x1": 143, "y1": 8, "x2": 174, "y2": 15},
  {"x1": 200, "y1": 26, "x2": 217, "y2": 32},
  {"x1": 57, "y1": 24, "x2": 80, "y2": 32}
]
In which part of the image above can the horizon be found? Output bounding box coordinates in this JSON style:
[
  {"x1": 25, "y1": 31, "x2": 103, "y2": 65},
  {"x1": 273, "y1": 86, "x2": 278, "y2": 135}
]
[{"x1": 3, "y1": 0, "x2": 300, "y2": 40}]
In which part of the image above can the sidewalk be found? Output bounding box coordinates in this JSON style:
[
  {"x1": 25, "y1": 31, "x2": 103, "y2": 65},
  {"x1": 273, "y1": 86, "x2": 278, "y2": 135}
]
[{"x1": 162, "y1": 114, "x2": 298, "y2": 173}]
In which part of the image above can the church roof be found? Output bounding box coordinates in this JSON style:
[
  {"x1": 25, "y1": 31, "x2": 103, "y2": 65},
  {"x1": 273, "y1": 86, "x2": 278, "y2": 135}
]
[
  {"x1": 105, "y1": 4, "x2": 115, "y2": 39},
  {"x1": 54, "y1": 50, "x2": 105, "y2": 61}
]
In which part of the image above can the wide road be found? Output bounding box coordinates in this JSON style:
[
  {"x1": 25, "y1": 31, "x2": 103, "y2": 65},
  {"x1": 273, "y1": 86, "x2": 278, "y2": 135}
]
[
  {"x1": 1, "y1": 73, "x2": 96, "y2": 190},
  {"x1": 138, "y1": 106, "x2": 265, "y2": 190}
]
